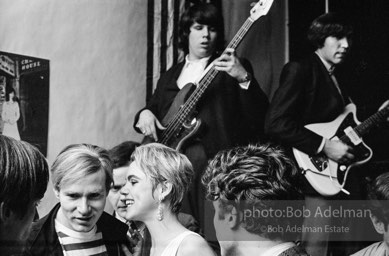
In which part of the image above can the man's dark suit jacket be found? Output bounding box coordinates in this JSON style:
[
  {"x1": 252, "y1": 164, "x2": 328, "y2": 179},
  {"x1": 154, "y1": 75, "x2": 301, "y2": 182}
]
[
  {"x1": 24, "y1": 204, "x2": 129, "y2": 256},
  {"x1": 265, "y1": 53, "x2": 349, "y2": 155},
  {"x1": 134, "y1": 57, "x2": 268, "y2": 158}
]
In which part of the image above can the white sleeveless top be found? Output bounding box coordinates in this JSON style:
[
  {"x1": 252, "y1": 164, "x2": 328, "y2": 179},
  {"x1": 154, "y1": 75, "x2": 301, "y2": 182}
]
[{"x1": 160, "y1": 230, "x2": 200, "y2": 256}]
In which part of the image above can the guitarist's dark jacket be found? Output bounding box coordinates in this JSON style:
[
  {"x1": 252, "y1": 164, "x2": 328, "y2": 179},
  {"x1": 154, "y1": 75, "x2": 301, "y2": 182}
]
[
  {"x1": 265, "y1": 53, "x2": 350, "y2": 155},
  {"x1": 134, "y1": 56, "x2": 269, "y2": 158}
]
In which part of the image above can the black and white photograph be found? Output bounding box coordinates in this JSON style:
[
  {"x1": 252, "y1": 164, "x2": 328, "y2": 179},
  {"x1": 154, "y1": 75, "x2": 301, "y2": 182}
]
[{"x1": 0, "y1": 0, "x2": 388, "y2": 256}]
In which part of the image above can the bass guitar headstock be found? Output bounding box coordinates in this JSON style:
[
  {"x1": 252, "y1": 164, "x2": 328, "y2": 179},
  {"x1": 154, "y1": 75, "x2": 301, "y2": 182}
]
[{"x1": 250, "y1": 0, "x2": 274, "y2": 21}]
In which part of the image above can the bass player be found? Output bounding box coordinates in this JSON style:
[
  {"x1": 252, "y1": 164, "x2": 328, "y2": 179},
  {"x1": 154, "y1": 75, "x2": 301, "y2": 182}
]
[{"x1": 133, "y1": 2, "x2": 268, "y2": 245}]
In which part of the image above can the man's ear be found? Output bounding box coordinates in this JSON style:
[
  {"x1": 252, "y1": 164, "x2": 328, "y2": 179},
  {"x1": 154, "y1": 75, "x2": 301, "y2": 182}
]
[
  {"x1": 370, "y1": 214, "x2": 385, "y2": 235},
  {"x1": 226, "y1": 206, "x2": 239, "y2": 229},
  {"x1": 53, "y1": 188, "x2": 60, "y2": 199}
]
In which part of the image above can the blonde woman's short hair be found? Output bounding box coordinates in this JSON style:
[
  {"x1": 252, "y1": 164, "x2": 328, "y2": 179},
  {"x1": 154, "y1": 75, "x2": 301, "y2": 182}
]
[{"x1": 131, "y1": 143, "x2": 194, "y2": 214}]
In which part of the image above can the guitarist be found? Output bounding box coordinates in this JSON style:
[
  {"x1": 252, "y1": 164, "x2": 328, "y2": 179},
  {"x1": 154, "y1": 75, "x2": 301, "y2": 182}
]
[
  {"x1": 265, "y1": 13, "x2": 389, "y2": 256},
  {"x1": 133, "y1": 2, "x2": 268, "y2": 243}
]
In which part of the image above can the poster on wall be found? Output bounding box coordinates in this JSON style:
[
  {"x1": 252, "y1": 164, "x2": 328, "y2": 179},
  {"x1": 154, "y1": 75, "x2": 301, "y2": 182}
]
[{"x1": 0, "y1": 51, "x2": 49, "y2": 156}]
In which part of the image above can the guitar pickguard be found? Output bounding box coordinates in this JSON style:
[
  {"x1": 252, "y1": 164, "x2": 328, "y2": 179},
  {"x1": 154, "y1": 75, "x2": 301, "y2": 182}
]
[
  {"x1": 332, "y1": 113, "x2": 372, "y2": 164},
  {"x1": 308, "y1": 112, "x2": 372, "y2": 185}
]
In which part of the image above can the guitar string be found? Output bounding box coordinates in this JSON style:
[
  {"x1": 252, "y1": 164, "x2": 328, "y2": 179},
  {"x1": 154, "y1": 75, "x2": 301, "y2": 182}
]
[
  {"x1": 160, "y1": 67, "x2": 218, "y2": 144},
  {"x1": 160, "y1": 18, "x2": 254, "y2": 145},
  {"x1": 355, "y1": 107, "x2": 389, "y2": 136},
  {"x1": 339, "y1": 106, "x2": 389, "y2": 141},
  {"x1": 159, "y1": 67, "x2": 218, "y2": 144}
]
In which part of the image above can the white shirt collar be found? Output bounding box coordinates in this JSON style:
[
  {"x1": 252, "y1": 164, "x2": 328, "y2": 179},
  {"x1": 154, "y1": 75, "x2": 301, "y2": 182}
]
[
  {"x1": 114, "y1": 211, "x2": 127, "y2": 223},
  {"x1": 184, "y1": 54, "x2": 211, "y2": 68},
  {"x1": 177, "y1": 55, "x2": 211, "y2": 89}
]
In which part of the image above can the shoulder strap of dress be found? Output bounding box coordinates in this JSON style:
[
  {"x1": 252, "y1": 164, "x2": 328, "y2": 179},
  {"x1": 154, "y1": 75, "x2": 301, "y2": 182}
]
[{"x1": 160, "y1": 231, "x2": 200, "y2": 256}]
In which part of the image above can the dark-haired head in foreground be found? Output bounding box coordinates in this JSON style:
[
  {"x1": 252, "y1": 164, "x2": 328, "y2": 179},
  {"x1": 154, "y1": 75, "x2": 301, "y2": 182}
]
[{"x1": 0, "y1": 135, "x2": 49, "y2": 255}]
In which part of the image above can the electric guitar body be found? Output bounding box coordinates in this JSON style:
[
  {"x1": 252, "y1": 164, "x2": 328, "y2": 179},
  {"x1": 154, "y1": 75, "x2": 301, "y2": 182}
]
[
  {"x1": 160, "y1": 83, "x2": 202, "y2": 152},
  {"x1": 293, "y1": 103, "x2": 389, "y2": 196}
]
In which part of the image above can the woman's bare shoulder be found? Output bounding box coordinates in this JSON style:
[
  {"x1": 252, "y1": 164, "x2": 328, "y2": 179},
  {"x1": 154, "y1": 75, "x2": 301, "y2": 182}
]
[{"x1": 177, "y1": 233, "x2": 216, "y2": 256}]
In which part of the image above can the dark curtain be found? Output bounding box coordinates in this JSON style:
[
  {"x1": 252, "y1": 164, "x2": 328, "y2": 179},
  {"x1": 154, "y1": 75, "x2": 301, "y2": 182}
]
[{"x1": 221, "y1": 0, "x2": 287, "y2": 99}]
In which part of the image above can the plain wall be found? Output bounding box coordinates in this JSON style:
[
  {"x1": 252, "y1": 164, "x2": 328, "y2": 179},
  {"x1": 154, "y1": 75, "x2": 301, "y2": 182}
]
[{"x1": 0, "y1": 0, "x2": 147, "y2": 215}]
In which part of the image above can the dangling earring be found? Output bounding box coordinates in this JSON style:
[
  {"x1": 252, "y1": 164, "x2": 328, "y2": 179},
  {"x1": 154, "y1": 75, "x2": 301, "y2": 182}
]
[{"x1": 157, "y1": 195, "x2": 164, "y2": 221}]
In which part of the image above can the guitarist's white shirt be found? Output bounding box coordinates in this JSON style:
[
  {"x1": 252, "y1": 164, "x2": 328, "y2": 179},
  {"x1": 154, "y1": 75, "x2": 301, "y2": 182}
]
[
  {"x1": 177, "y1": 55, "x2": 250, "y2": 90},
  {"x1": 177, "y1": 55, "x2": 211, "y2": 89}
]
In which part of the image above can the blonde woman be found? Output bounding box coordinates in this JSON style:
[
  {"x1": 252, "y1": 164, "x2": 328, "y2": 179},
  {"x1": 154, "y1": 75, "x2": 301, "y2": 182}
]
[{"x1": 120, "y1": 143, "x2": 215, "y2": 256}]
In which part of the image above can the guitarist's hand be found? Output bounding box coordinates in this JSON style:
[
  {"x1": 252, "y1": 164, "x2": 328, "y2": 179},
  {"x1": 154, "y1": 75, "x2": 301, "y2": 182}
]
[
  {"x1": 213, "y1": 48, "x2": 248, "y2": 82},
  {"x1": 323, "y1": 139, "x2": 355, "y2": 164},
  {"x1": 137, "y1": 109, "x2": 165, "y2": 141}
]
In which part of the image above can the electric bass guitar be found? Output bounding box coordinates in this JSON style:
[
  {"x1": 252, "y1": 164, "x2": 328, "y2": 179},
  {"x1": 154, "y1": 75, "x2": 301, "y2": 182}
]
[
  {"x1": 155, "y1": 0, "x2": 274, "y2": 152},
  {"x1": 293, "y1": 102, "x2": 389, "y2": 196}
]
